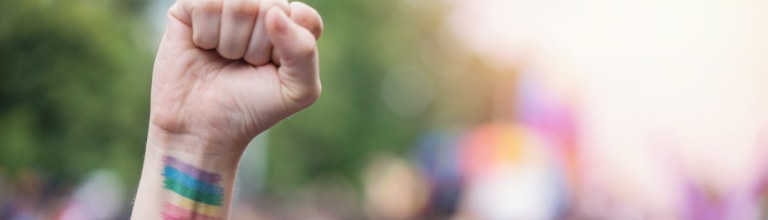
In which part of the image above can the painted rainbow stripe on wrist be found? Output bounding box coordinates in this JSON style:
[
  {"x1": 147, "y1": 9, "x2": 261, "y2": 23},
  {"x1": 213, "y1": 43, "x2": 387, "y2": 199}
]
[{"x1": 161, "y1": 156, "x2": 223, "y2": 220}]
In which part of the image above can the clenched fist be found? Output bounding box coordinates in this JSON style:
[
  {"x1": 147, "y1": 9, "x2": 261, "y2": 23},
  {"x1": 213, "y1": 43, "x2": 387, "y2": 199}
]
[
  {"x1": 132, "y1": 1, "x2": 324, "y2": 219},
  {"x1": 150, "y1": 0, "x2": 323, "y2": 153}
]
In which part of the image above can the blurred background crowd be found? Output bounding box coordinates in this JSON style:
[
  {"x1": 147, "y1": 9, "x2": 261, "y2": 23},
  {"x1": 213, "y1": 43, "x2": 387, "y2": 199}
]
[{"x1": 2, "y1": 0, "x2": 768, "y2": 219}]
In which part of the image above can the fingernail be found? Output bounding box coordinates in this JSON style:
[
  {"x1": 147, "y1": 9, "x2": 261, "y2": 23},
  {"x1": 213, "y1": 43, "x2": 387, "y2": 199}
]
[{"x1": 272, "y1": 9, "x2": 288, "y2": 34}]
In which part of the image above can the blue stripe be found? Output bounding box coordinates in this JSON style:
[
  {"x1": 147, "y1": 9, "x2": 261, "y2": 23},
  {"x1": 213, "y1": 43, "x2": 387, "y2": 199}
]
[{"x1": 162, "y1": 166, "x2": 224, "y2": 195}]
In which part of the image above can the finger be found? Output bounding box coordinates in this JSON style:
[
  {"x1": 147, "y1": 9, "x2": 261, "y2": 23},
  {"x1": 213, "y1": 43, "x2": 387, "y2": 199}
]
[
  {"x1": 289, "y1": 2, "x2": 323, "y2": 40},
  {"x1": 164, "y1": 3, "x2": 194, "y2": 47},
  {"x1": 178, "y1": 0, "x2": 223, "y2": 50},
  {"x1": 243, "y1": 0, "x2": 289, "y2": 65},
  {"x1": 266, "y1": 8, "x2": 321, "y2": 105},
  {"x1": 155, "y1": 3, "x2": 197, "y2": 83},
  {"x1": 271, "y1": 1, "x2": 323, "y2": 66},
  {"x1": 217, "y1": 0, "x2": 260, "y2": 59}
]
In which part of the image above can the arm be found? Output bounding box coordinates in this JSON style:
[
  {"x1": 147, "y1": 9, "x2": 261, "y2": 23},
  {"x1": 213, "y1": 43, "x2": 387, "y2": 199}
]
[{"x1": 131, "y1": 0, "x2": 323, "y2": 219}]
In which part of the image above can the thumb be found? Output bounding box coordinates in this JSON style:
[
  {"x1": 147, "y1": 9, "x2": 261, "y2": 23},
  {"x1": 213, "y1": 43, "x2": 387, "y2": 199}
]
[{"x1": 265, "y1": 8, "x2": 321, "y2": 107}]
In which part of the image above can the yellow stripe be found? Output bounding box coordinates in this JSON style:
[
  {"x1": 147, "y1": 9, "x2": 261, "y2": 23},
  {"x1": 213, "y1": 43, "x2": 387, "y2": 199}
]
[{"x1": 168, "y1": 193, "x2": 221, "y2": 217}]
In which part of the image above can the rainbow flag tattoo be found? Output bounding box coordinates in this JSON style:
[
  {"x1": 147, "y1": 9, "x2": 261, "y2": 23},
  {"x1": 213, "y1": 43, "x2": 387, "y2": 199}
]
[{"x1": 161, "y1": 156, "x2": 223, "y2": 220}]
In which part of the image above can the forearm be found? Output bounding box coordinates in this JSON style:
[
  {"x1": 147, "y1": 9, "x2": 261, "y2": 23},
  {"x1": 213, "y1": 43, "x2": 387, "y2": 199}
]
[{"x1": 131, "y1": 128, "x2": 243, "y2": 220}]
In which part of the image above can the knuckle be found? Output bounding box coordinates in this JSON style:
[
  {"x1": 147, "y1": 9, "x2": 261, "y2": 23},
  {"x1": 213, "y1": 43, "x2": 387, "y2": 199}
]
[
  {"x1": 243, "y1": 51, "x2": 270, "y2": 66},
  {"x1": 281, "y1": 37, "x2": 316, "y2": 64},
  {"x1": 285, "y1": 81, "x2": 321, "y2": 109},
  {"x1": 196, "y1": 0, "x2": 222, "y2": 14},
  {"x1": 307, "y1": 85, "x2": 322, "y2": 102},
  {"x1": 193, "y1": 34, "x2": 217, "y2": 49},
  {"x1": 217, "y1": 45, "x2": 244, "y2": 60},
  {"x1": 294, "y1": 86, "x2": 321, "y2": 107},
  {"x1": 228, "y1": 0, "x2": 259, "y2": 16},
  {"x1": 312, "y1": 83, "x2": 323, "y2": 102},
  {"x1": 296, "y1": 42, "x2": 317, "y2": 59}
]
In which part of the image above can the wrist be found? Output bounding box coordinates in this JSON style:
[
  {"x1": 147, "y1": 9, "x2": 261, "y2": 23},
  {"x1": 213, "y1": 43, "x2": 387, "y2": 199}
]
[
  {"x1": 144, "y1": 126, "x2": 243, "y2": 189},
  {"x1": 146, "y1": 124, "x2": 250, "y2": 162},
  {"x1": 133, "y1": 128, "x2": 242, "y2": 220}
]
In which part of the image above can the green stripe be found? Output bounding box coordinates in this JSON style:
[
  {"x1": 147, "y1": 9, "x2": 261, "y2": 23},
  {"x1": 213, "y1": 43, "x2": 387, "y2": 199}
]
[
  {"x1": 163, "y1": 179, "x2": 223, "y2": 205},
  {"x1": 162, "y1": 166, "x2": 223, "y2": 194}
]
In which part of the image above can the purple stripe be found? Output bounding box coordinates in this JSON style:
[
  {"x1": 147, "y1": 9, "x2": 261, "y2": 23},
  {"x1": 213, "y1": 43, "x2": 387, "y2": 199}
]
[{"x1": 163, "y1": 156, "x2": 222, "y2": 184}]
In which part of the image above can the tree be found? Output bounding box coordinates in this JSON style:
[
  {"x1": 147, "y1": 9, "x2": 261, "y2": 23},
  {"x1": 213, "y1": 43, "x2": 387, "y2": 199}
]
[{"x1": 0, "y1": 0, "x2": 152, "y2": 185}]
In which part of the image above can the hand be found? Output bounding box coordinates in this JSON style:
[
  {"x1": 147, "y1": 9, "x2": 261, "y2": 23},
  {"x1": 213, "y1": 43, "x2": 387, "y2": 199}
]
[{"x1": 149, "y1": 0, "x2": 324, "y2": 154}]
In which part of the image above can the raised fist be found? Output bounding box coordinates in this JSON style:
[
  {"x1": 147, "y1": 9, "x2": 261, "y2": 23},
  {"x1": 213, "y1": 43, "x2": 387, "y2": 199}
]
[{"x1": 149, "y1": 0, "x2": 324, "y2": 153}]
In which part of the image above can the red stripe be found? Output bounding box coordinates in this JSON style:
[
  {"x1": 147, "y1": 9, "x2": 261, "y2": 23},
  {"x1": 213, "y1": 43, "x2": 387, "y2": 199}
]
[{"x1": 161, "y1": 203, "x2": 221, "y2": 220}]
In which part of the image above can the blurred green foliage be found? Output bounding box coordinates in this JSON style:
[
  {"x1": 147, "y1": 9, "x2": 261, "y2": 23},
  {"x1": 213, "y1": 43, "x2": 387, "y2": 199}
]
[
  {"x1": 0, "y1": 0, "x2": 152, "y2": 184},
  {"x1": 0, "y1": 0, "x2": 451, "y2": 194}
]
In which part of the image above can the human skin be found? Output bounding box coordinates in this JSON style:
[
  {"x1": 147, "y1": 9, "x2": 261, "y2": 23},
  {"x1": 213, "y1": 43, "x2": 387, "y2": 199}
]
[{"x1": 131, "y1": 0, "x2": 323, "y2": 219}]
